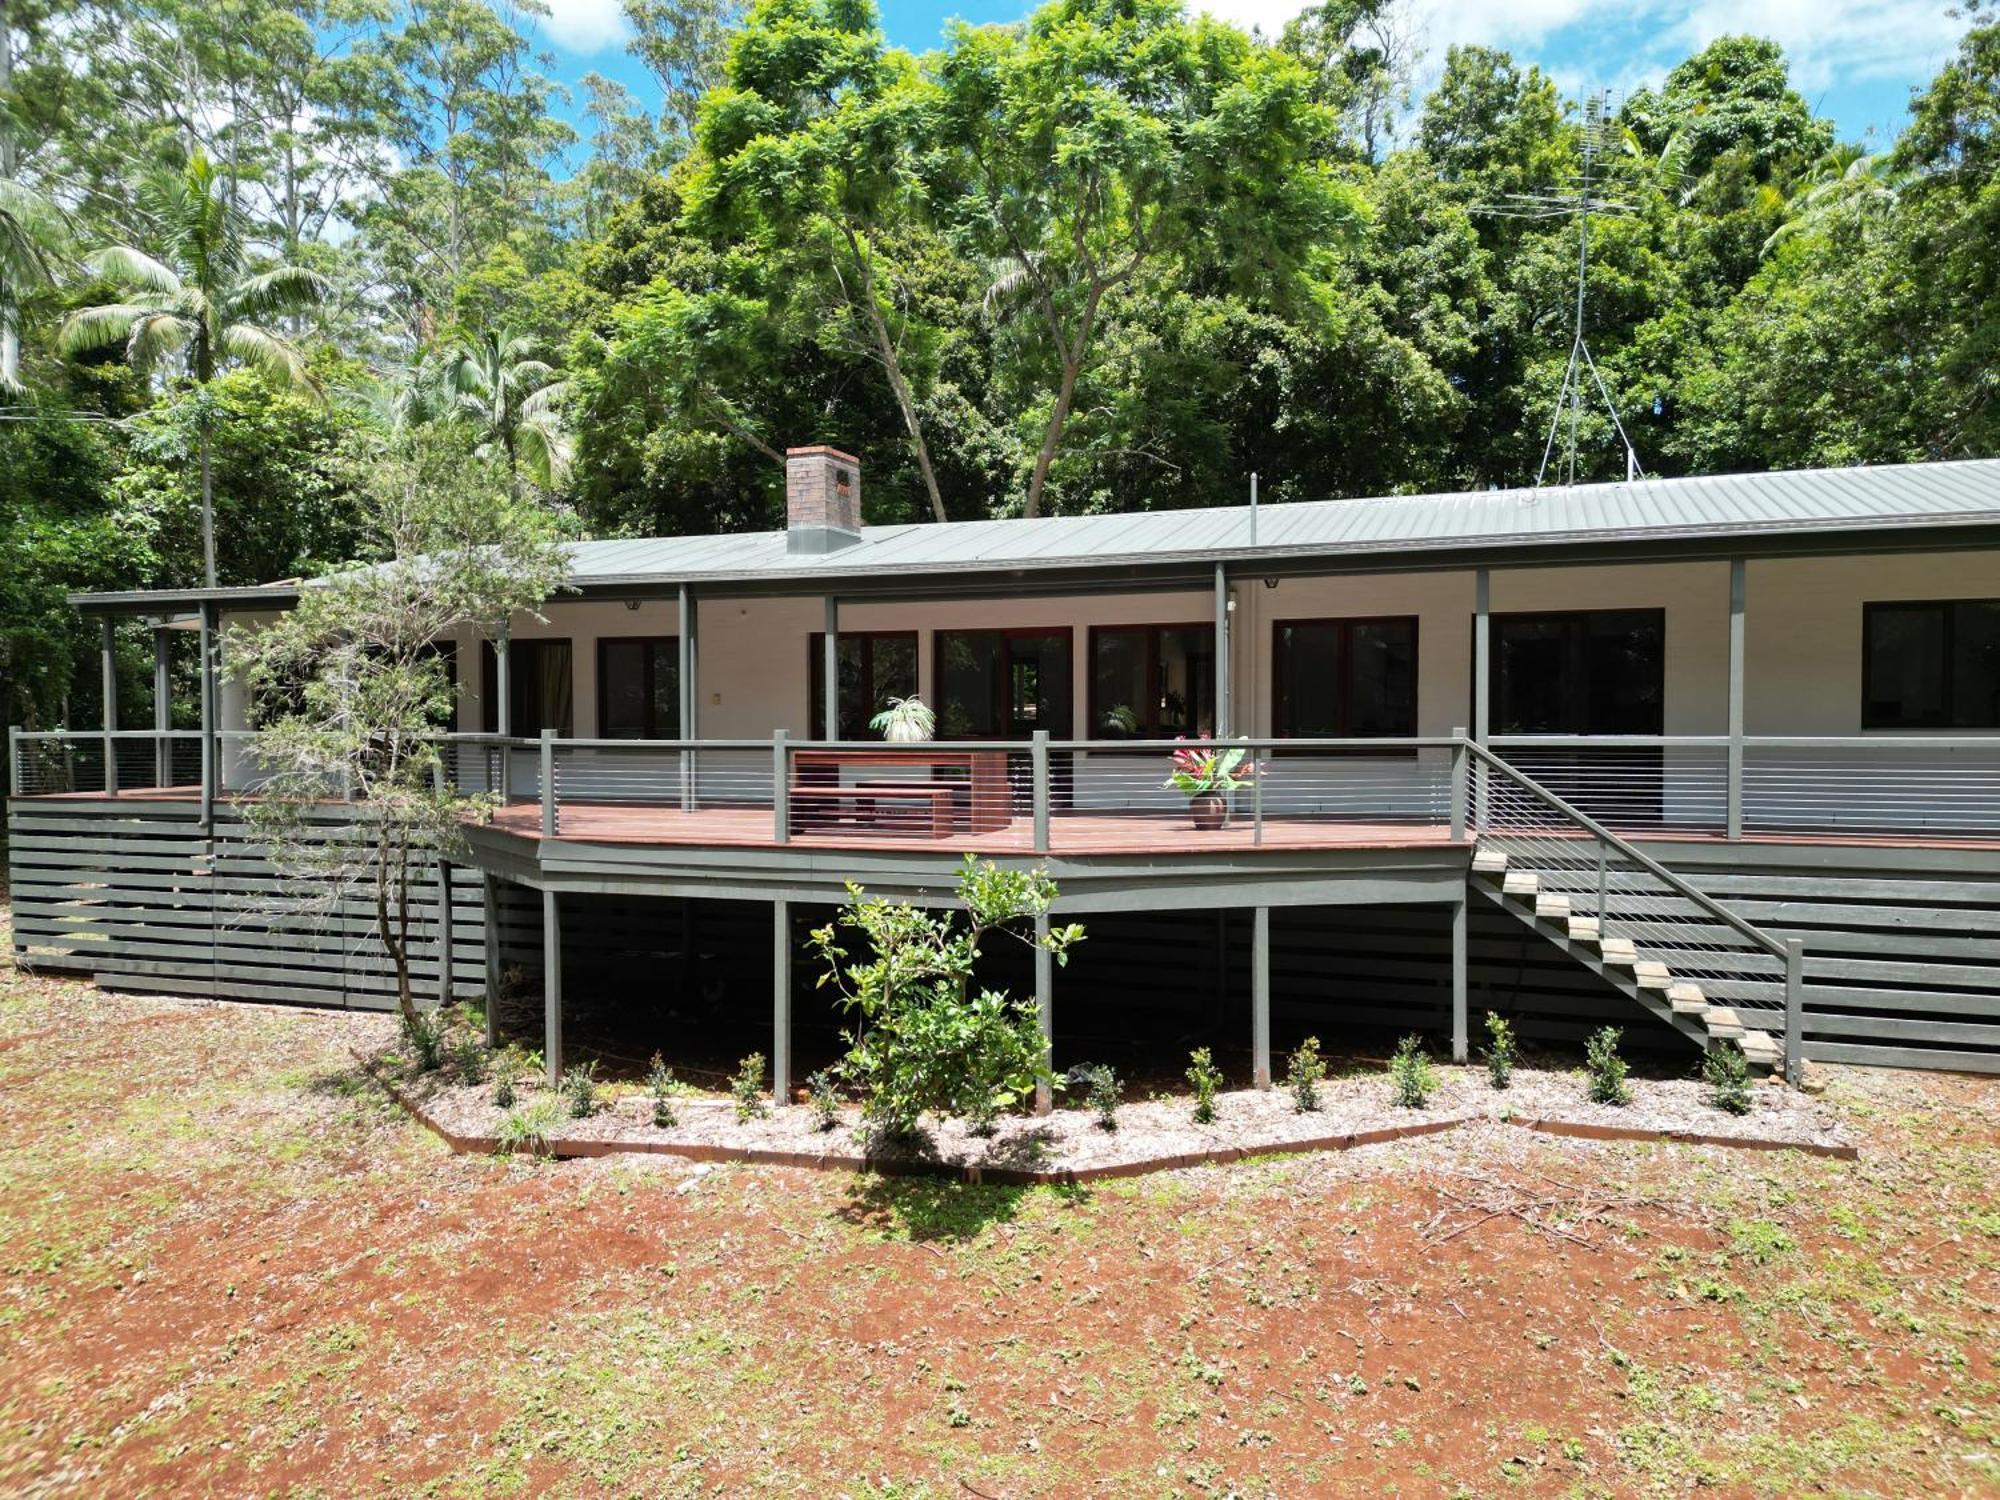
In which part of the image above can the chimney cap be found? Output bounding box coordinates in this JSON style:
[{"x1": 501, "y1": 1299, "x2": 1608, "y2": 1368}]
[{"x1": 786, "y1": 444, "x2": 860, "y2": 465}]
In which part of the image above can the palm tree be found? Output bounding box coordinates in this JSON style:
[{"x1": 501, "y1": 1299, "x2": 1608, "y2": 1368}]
[
  {"x1": 0, "y1": 179, "x2": 67, "y2": 392},
  {"x1": 1763, "y1": 146, "x2": 1905, "y2": 255},
  {"x1": 417, "y1": 327, "x2": 571, "y2": 494},
  {"x1": 58, "y1": 149, "x2": 329, "y2": 587}
]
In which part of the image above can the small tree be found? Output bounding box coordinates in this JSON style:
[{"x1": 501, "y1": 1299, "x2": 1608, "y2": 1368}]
[
  {"x1": 234, "y1": 429, "x2": 570, "y2": 1031},
  {"x1": 809, "y1": 855, "x2": 1084, "y2": 1139}
]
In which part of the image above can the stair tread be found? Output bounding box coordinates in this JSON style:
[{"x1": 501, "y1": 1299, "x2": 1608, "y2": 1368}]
[
  {"x1": 1567, "y1": 917, "x2": 1601, "y2": 940},
  {"x1": 1501, "y1": 871, "x2": 1539, "y2": 895},
  {"x1": 1472, "y1": 850, "x2": 1509, "y2": 872}
]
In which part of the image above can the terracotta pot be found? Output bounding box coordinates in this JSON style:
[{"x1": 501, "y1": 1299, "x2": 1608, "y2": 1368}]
[{"x1": 1189, "y1": 793, "x2": 1226, "y2": 831}]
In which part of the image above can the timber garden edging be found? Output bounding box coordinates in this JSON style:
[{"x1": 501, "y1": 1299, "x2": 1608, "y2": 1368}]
[{"x1": 359, "y1": 1053, "x2": 1859, "y2": 1182}]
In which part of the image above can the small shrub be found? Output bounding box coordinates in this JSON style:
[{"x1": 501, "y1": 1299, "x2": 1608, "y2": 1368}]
[
  {"x1": 450, "y1": 1031, "x2": 487, "y2": 1084},
  {"x1": 1483, "y1": 1011, "x2": 1516, "y2": 1090},
  {"x1": 805, "y1": 1069, "x2": 841, "y2": 1132},
  {"x1": 1584, "y1": 1025, "x2": 1632, "y2": 1106},
  {"x1": 1065, "y1": 1063, "x2": 1120, "y2": 1130},
  {"x1": 732, "y1": 1053, "x2": 768, "y2": 1121},
  {"x1": 495, "y1": 1097, "x2": 560, "y2": 1156},
  {"x1": 1287, "y1": 1036, "x2": 1327, "y2": 1113},
  {"x1": 646, "y1": 1053, "x2": 683, "y2": 1128},
  {"x1": 1186, "y1": 1046, "x2": 1223, "y2": 1124},
  {"x1": 401, "y1": 1011, "x2": 443, "y2": 1072},
  {"x1": 1703, "y1": 1045, "x2": 1752, "y2": 1115},
  {"x1": 561, "y1": 1060, "x2": 600, "y2": 1119},
  {"x1": 491, "y1": 1071, "x2": 516, "y2": 1108},
  {"x1": 1388, "y1": 1034, "x2": 1437, "y2": 1108}
]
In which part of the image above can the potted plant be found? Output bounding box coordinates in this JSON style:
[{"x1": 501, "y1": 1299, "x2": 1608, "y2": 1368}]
[
  {"x1": 1164, "y1": 736, "x2": 1258, "y2": 830},
  {"x1": 869, "y1": 695, "x2": 936, "y2": 743}
]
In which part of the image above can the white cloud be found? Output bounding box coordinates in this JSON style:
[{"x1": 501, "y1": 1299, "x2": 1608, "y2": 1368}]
[{"x1": 536, "y1": 0, "x2": 633, "y2": 53}]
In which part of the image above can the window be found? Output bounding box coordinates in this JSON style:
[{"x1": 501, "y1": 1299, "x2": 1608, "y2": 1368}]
[
  {"x1": 933, "y1": 629, "x2": 1073, "y2": 739},
  {"x1": 808, "y1": 631, "x2": 917, "y2": 740},
  {"x1": 1864, "y1": 599, "x2": 2000, "y2": 729},
  {"x1": 1492, "y1": 610, "x2": 1664, "y2": 735},
  {"x1": 598, "y1": 637, "x2": 679, "y2": 739},
  {"x1": 480, "y1": 638, "x2": 573, "y2": 735},
  {"x1": 1272, "y1": 617, "x2": 1417, "y2": 739},
  {"x1": 1088, "y1": 625, "x2": 1214, "y2": 740}
]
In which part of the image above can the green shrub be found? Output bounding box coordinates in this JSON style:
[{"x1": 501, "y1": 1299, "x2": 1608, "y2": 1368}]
[
  {"x1": 805, "y1": 1069, "x2": 841, "y2": 1132},
  {"x1": 1287, "y1": 1036, "x2": 1327, "y2": 1113},
  {"x1": 732, "y1": 1053, "x2": 768, "y2": 1121},
  {"x1": 1703, "y1": 1045, "x2": 1752, "y2": 1115},
  {"x1": 1065, "y1": 1063, "x2": 1121, "y2": 1130},
  {"x1": 401, "y1": 1011, "x2": 443, "y2": 1072},
  {"x1": 495, "y1": 1097, "x2": 560, "y2": 1156},
  {"x1": 491, "y1": 1072, "x2": 516, "y2": 1108},
  {"x1": 1186, "y1": 1047, "x2": 1223, "y2": 1124},
  {"x1": 1483, "y1": 1011, "x2": 1516, "y2": 1090},
  {"x1": 451, "y1": 1031, "x2": 487, "y2": 1084},
  {"x1": 810, "y1": 857, "x2": 1080, "y2": 1139},
  {"x1": 1584, "y1": 1026, "x2": 1631, "y2": 1106},
  {"x1": 1388, "y1": 1034, "x2": 1437, "y2": 1108},
  {"x1": 647, "y1": 1052, "x2": 683, "y2": 1128},
  {"x1": 561, "y1": 1060, "x2": 600, "y2": 1119}
]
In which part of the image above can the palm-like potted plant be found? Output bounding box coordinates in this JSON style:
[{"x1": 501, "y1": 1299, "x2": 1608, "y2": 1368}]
[
  {"x1": 1164, "y1": 737, "x2": 1259, "y2": 831},
  {"x1": 870, "y1": 695, "x2": 936, "y2": 743}
]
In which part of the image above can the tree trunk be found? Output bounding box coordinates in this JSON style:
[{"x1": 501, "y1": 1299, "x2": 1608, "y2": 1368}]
[
  {"x1": 1021, "y1": 281, "x2": 1107, "y2": 521},
  {"x1": 843, "y1": 228, "x2": 948, "y2": 524},
  {"x1": 198, "y1": 408, "x2": 218, "y2": 588},
  {"x1": 0, "y1": 0, "x2": 18, "y2": 391}
]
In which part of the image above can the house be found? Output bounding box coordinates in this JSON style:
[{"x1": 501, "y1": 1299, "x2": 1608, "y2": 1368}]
[{"x1": 11, "y1": 448, "x2": 2000, "y2": 1094}]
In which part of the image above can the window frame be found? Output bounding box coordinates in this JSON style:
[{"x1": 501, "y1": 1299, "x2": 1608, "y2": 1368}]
[
  {"x1": 1086, "y1": 622, "x2": 1219, "y2": 744},
  {"x1": 1861, "y1": 597, "x2": 2000, "y2": 730},
  {"x1": 1484, "y1": 608, "x2": 1666, "y2": 737},
  {"x1": 595, "y1": 634, "x2": 680, "y2": 740},
  {"x1": 930, "y1": 626, "x2": 1076, "y2": 741},
  {"x1": 479, "y1": 637, "x2": 574, "y2": 737},
  {"x1": 807, "y1": 629, "x2": 918, "y2": 740},
  {"x1": 1269, "y1": 614, "x2": 1420, "y2": 744}
]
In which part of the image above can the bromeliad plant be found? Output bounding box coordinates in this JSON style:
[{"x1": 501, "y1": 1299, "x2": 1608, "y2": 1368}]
[
  {"x1": 1163, "y1": 736, "x2": 1261, "y2": 799},
  {"x1": 809, "y1": 856, "x2": 1084, "y2": 1140}
]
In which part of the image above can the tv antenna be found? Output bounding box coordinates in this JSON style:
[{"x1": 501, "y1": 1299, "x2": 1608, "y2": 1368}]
[{"x1": 1475, "y1": 88, "x2": 1645, "y2": 487}]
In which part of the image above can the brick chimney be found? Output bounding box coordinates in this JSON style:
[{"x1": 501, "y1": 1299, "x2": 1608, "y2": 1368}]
[{"x1": 785, "y1": 445, "x2": 863, "y2": 554}]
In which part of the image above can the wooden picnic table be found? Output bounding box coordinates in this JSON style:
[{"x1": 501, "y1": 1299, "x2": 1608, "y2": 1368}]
[{"x1": 792, "y1": 747, "x2": 1012, "y2": 834}]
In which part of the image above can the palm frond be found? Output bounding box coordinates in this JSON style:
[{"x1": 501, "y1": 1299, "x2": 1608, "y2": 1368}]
[
  {"x1": 229, "y1": 264, "x2": 332, "y2": 320},
  {"x1": 221, "y1": 322, "x2": 321, "y2": 397},
  {"x1": 125, "y1": 311, "x2": 196, "y2": 372},
  {"x1": 57, "y1": 302, "x2": 154, "y2": 356},
  {"x1": 81, "y1": 244, "x2": 183, "y2": 296}
]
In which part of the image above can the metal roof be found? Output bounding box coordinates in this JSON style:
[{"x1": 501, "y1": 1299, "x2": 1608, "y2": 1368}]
[
  {"x1": 68, "y1": 458, "x2": 2000, "y2": 613},
  {"x1": 562, "y1": 458, "x2": 2000, "y2": 589}
]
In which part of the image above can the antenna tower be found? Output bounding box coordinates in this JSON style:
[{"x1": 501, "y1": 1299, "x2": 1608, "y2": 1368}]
[{"x1": 1476, "y1": 88, "x2": 1645, "y2": 486}]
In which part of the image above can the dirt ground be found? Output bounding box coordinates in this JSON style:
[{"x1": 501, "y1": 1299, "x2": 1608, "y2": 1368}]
[{"x1": 2, "y1": 911, "x2": 1996, "y2": 1496}]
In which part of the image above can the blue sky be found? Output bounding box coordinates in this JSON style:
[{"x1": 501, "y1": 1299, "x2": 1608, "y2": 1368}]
[{"x1": 526, "y1": 0, "x2": 1974, "y2": 160}]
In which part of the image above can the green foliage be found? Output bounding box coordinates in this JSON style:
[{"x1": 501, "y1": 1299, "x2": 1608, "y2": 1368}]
[
  {"x1": 647, "y1": 1053, "x2": 685, "y2": 1128},
  {"x1": 1585, "y1": 1026, "x2": 1632, "y2": 1106},
  {"x1": 810, "y1": 856, "x2": 1081, "y2": 1139},
  {"x1": 450, "y1": 1031, "x2": 487, "y2": 1084},
  {"x1": 401, "y1": 1011, "x2": 443, "y2": 1072},
  {"x1": 1703, "y1": 1045, "x2": 1753, "y2": 1115},
  {"x1": 804, "y1": 1069, "x2": 841, "y2": 1132},
  {"x1": 1186, "y1": 1047, "x2": 1223, "y2": 1125},
  {"x1": 1287, "y1": 1036, "x2": 1327, "y2": 1114},
  {"x1": 1484, "y1": 1011, "x2": 1517, "y2": 1090},
  {"x1": 561, "y1": 1060, "x2": 600, "y2": 1119},
  {"x1": 1388, "y1": 1034, "x2": 1436, "y2": 1108},
  {"x1": 1065, "y1": 1064, "x2": 1121, "y2": 1131},
  {"x1": 732, "y1": 1053, "x2": 768, "y2": 1121},
  {"x1": 495, "y1": 1096, "x2": 561, "y2": 1156},
  {"x1": 491, "y1": 1071, "x2": 516, "y2": 1109}
]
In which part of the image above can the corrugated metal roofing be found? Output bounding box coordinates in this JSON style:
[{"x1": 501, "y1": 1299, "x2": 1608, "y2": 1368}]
[{"x1": 562, "y1": 458, "x2": 2000, "y2": 587}]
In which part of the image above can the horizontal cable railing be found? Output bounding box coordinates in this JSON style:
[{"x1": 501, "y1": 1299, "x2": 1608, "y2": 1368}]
[{"x1": 1469, "y1": 742, "x2": 1801, "y2": 1080}]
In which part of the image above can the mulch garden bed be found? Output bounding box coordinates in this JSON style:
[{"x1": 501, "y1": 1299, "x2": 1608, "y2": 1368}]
[{"x1": 367, "y1": 1053, "x2": 1856, "y2": 1181}]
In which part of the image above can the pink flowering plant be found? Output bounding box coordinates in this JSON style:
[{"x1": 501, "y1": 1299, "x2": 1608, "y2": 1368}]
[{"x1": 1164, "y1": 736, "x2": 1260, "y2": 797}]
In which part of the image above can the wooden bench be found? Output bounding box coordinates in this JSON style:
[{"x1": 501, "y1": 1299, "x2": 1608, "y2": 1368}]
[{"x1": 789, "y1": 782, "x2": 957, "y2": 837}]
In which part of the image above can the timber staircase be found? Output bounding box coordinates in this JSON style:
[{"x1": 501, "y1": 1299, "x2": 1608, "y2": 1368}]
[{"x1": 1464, "y1": 745, "x2": 1798, "y2": 1076}]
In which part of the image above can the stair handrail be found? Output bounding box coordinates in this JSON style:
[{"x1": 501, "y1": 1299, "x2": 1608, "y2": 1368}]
[{"x1": 1464, "y1": 739, "x2": 1789, "y2": 961}]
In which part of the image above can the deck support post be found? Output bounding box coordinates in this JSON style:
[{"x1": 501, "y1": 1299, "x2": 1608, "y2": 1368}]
[
  {"x1": 539, "y1": 728, "x2": 556, "y2": 838},
  {"x1": 1034, "y1": 910, "x2": 1053, "y2": 1115},
  {"x1": 1784, "y1": 938, "x2": 1804, "y2": 1088},
  {"x1": 437, "y1": 860, "x2": 454, "y2": 1008},
  {"x1": 772, "y1": 729, "x2": 790, "y2": 843},
  {"x1": 1727, "y1": 559, "x2": 1745, "y2": 840},
  {"x1": 153, "y1": 627, "x2": 172, "y2": 787},
  {"x1": 100, "y1": 619, "x2": 118, "y2": 796},
  {"x1": 1252, "y1": 905, "x2": 1271, "y2": 1089},
  {"x1": 482, "y1": 873, "x2": 500, "y2": 1046},
  {"x1": 1472, "y1": 570, "x2": 1490, "y2": 829},
  {"x1": 822, "y1": 596, "x2": 839, "y2": 742},
  {"x1": 494, "y1": 620, "x2": 511, "y2": 799},
  {"x1": 1213, "y1": 563, "x2": 1230, "y2": 738},
  {"x1": 198, "y1": 602, "x2": 215, "y2": 826},
  {"x1": 679, "y1": 584, "x2": 698, "y2": 811},
  {"x1": 772, "y1": 898, "x2": 791, "y2": 1106},
  {"x1": 542, "y1": 888, "x2": 562, "y2": 1086},
  {"x1": 1448, "y1": 725, "x2": 1468, "y2": 841},
  {"x1": 1450, "y1": 898, "x2": 1469, "y2": 1062},
  {"x1": 1031, "y1": 730, "x2": 1050, "y2": 853}
]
